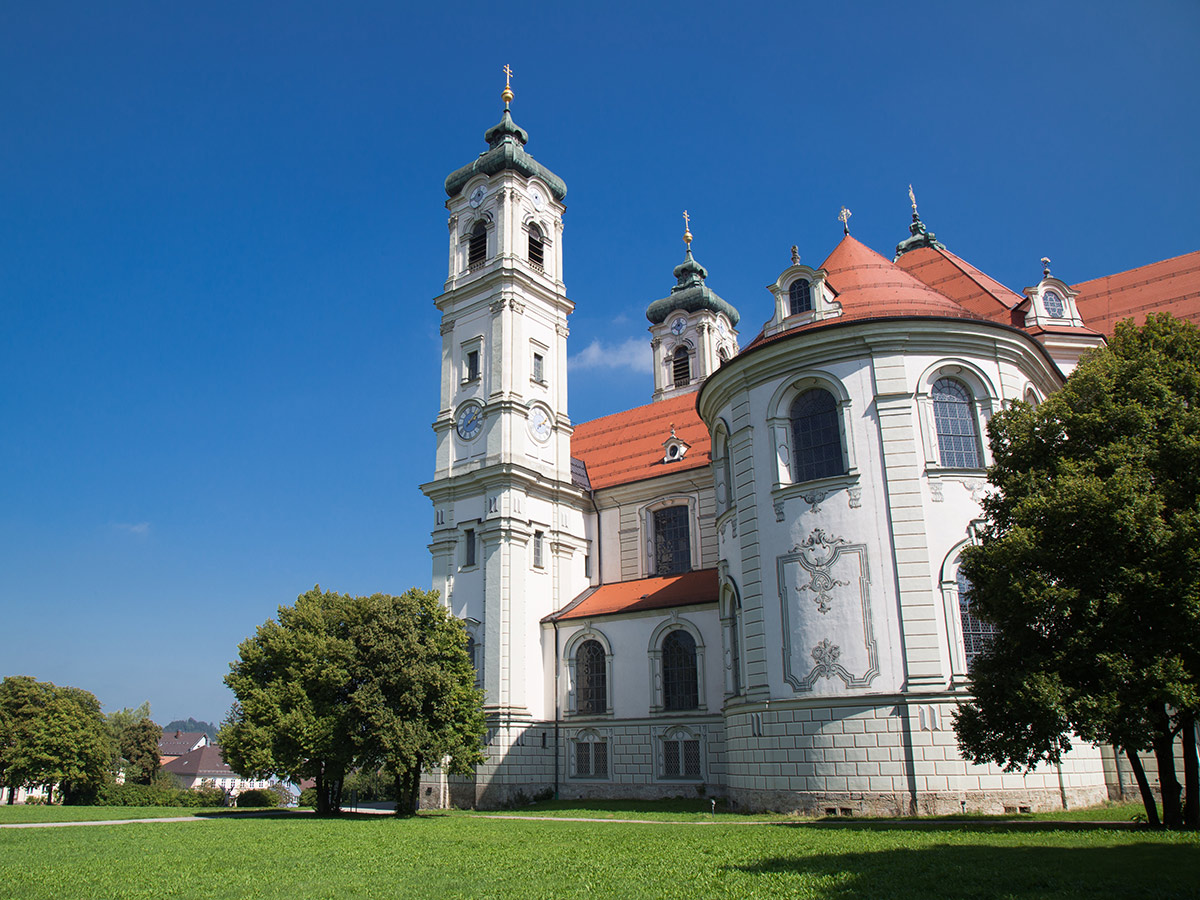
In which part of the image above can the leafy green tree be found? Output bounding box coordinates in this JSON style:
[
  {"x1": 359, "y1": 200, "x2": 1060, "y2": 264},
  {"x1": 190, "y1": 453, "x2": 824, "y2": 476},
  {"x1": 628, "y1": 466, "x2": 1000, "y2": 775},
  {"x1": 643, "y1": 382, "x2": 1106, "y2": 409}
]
[
  {"x1": 220, "y1": 586, "x2": 484, "y2": 816},
  {"x1": 0, "y1": 676, "x2": 110, "y2": 804},
  {"x1": 220, "y1": 587, "x2": 359, "y2": 816},
  {"x1": 955, "y1": 314, "x2": 1200, "y2": 830},
  {"x1": 162, "y1": 718, "x2": 218, "y2": 742},
  {"x1": 348, "y1": 588, "x2": 485, "y2": 815},
  {"x1": 105, "y1": 703, "x2": 161, "y2": 784}
]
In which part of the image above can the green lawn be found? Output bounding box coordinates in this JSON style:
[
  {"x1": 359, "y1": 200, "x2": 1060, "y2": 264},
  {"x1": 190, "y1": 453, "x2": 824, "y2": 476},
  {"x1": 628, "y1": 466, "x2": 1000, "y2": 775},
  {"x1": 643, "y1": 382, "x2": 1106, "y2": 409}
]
[
  {"x1": 0, "y1": 805, "x2": 237, "y2": 824},
  {"x1": 1, "y1": 810, "x2": 1196, "y2": 899}
]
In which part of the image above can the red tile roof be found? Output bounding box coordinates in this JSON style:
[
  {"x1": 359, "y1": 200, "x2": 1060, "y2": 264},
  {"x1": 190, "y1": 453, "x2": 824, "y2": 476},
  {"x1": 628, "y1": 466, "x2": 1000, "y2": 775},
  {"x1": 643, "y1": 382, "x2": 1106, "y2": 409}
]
[
  {"x1": 822, "y1": 236, "x2": 989, "y2": 322},
  {"x1": 894, "y1": 245, "x2": 1025, "y2": 326},
  {"x1": 1072, "y1": 251, "x2": 1200, "y2": 337},
  {"x1": 546, "y1": 568, "x2": 719, "y2": 621},
  {"x1": 570, "y1": 392, "x2": 709, "y2": 490},
  {"x1": 741, "y1": 236, "x2": 991, "y2": 354}
]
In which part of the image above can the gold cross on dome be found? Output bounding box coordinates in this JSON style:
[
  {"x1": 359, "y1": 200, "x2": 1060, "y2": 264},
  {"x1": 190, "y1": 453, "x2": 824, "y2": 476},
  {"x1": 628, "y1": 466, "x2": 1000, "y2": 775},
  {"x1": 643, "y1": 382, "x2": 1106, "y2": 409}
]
[
  {"x1": 838, "y1": 206, "x2": 852, "y2": 234},
  {"x1": 682, "y1": 210, "x2": 693, "y2": 246},
  {"x1": 503, "y1": 64, "x2": 513, "y2": 88},
  {"x1": 908, "y1": 184, "x2": 918, "y2": 215}
]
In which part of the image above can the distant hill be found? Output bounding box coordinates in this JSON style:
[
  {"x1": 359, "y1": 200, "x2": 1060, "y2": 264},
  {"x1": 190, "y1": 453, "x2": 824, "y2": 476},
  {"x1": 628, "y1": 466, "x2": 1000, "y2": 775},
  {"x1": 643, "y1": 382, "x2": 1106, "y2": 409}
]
[{"x1": 162, "y1": 718, "x2": 218, "y2": 742}]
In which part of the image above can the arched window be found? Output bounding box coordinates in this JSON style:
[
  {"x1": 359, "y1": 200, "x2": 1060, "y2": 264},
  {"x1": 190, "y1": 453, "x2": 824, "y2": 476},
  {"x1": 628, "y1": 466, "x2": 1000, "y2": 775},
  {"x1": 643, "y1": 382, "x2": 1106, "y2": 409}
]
[
  {"x1": 672, "y1": 347, "x2": 691, "y2": 387},
  {"x1": 662, "y1": 629, "x2": 699, "y2": 711},
  {"x1": 528, "y1": 223, "x2": 545, "y2": 270},
  {"x1": 467, "y1": 221, "x2": 487, "y2": 268},
  {"x1": 577, "y1": 640, "x2": 607, "y2": 715},
  {"x1": 789, "y1": 278, "x2": 812, "y2": 316},
  {"x1": 957, "y1": 570, "x2": 997, "y2": 669},
  {"x1": 932, "y1": 378, "x2": 982, "y2": 468},
  {"x1": 790, "y1": 388, "x2": 843, "y2": 482}
]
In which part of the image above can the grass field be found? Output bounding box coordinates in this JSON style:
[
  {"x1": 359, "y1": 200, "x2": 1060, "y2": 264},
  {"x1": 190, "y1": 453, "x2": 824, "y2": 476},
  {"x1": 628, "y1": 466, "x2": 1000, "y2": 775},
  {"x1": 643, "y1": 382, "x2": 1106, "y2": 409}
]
[
  {"x1": 1, "y1": 806, "x2": 1197, "y2": 899},
  {"x1": 0, "y1": 805, "x2": 231, "y2": 824}
]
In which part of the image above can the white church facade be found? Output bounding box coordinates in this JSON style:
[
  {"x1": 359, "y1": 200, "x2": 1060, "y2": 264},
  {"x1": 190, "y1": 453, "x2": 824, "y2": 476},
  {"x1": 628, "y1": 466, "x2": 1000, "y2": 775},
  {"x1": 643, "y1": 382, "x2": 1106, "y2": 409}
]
[{"x1": 420, "y1": 84, "x2": 1197, "y2": 814}]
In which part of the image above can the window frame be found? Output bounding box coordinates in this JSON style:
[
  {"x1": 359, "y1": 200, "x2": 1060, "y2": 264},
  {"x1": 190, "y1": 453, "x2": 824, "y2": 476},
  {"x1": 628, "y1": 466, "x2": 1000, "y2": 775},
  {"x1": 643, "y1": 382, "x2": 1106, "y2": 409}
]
[
  {"x1": 564, "y1": 629, "x2": 614, "y2": 717},
  {"x1": 658, "y1": 726, "x2": 704, "y2": 781},
  {"x1": 789, "y1": 387, "x2": 845, "y2": 483},
  {"x1": 766, "y1": 374, "x2": 857, "y2": 494},
  {"x1": 918, "y1": 362, "x2": 996, "y2": 474},
  {"x1": 788, "y1": 278, "x2": 813, "y2": 316},
  {"x1": 647, "y1": 616, "x2": 706, "y2": 714},
  {"x1": 570, "y1": 729, "x2": 610, "y2": 779}
]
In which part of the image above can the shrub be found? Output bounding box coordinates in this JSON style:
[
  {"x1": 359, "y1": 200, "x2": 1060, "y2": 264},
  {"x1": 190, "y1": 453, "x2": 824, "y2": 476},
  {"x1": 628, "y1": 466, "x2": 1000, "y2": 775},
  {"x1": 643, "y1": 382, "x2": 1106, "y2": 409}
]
[
  {"x1": 299, "y1": 787, "x2": 318, "y2": 808},
  {"x1": 236, "y1": 789, "x2": 279, "y2": 808}
]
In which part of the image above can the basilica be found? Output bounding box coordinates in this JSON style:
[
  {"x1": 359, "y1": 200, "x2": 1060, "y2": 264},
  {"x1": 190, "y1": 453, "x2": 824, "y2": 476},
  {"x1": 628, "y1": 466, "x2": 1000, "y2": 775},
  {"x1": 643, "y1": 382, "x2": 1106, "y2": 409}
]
[{"x1": 420, "y1": 82, "x2": 1200, "y2": 814}]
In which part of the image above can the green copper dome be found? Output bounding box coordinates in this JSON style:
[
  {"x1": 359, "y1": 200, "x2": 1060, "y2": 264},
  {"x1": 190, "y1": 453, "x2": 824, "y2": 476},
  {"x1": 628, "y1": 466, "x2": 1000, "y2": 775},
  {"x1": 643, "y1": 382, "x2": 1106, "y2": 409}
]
[
  {"x1": 445, "y1": 106, "x2": 567, "y2": 202},
  {"x1": 646, "y1": 249, "x2": 741, "y2": 327}
]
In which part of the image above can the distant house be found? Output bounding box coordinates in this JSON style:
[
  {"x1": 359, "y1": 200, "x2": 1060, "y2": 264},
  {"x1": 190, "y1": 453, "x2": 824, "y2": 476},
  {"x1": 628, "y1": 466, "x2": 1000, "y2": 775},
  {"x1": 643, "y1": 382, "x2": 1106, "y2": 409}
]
[
  {"x1": 161, "y1": 745, "x2": 274, "y2": 797},
  {"x1": 158, "y1": 730, "x2": 209, "y2": 764}
]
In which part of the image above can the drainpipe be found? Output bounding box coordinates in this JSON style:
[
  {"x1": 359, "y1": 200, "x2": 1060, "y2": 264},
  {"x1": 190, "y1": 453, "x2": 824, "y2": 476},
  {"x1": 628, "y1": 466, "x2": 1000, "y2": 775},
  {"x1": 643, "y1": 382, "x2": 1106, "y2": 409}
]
[{"x1": 553, "y1": 617, "x2": 561, "y2": 800}]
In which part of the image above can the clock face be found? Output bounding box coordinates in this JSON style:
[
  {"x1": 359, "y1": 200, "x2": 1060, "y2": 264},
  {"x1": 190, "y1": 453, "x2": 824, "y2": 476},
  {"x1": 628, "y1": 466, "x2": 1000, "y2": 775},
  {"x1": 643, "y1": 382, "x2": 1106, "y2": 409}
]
[
  {"x1": 468, "y1": 186, "x2": 486, "y2": 209},
  {"x1": 1043, "y1": 290, "x2": 1065, "y2": 318},
  {"x1": 717, "y1": 319, "x2": 727, "y2": 337},
  {"x1": 456, "y1": 403, "x2": 484, "y2": 440},
  {"x1": 670, "y1": 316, "x2": 687, "y2": 336},
  {"x1": 528, "y1": 406, "x2": 552, "y2": 442},
  {"x1": 530, "y1": 187, "x2": 544, "y2": 210}
]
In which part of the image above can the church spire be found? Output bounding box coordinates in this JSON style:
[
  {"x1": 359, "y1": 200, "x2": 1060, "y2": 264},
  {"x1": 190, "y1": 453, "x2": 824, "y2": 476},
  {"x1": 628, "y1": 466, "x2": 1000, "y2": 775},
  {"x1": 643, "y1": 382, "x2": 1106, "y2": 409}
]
[{"x1": 894, "y1": 184, "x2": 946, "y2": 259}]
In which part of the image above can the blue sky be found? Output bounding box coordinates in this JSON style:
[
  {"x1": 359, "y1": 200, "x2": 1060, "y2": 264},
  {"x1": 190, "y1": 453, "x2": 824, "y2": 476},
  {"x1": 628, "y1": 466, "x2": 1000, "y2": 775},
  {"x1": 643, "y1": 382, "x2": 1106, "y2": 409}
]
[{"x1": 2, "y1": 1, "x2": 1197, "y2": 725}]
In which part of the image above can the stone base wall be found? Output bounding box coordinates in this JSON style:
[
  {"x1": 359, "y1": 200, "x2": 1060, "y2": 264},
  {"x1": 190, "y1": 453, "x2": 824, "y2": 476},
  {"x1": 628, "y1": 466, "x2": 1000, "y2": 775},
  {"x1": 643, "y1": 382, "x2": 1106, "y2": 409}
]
[
  {"x1": 722, "y1": 697, "x2": 1108, "y2": 814},
  {"x1": 420, "y1": 698, "x2": 1114, "y2": 814}
]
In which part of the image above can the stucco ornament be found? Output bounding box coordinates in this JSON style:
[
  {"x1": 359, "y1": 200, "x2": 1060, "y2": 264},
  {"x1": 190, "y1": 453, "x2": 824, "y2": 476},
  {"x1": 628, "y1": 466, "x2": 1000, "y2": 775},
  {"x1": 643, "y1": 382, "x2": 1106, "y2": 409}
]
[{"x1": 811, "y1": 640, "x2": 842, "y2": 678}]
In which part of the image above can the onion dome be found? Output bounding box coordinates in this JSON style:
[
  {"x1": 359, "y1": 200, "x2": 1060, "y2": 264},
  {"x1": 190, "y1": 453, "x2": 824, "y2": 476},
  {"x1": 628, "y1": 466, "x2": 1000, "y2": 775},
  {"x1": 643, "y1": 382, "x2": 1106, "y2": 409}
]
[
  {"x1": 646, "y1": 247, "x2": 741, "y2": 327},
  {"x1": 444, "y1": 90, "x2": 567, "y2": 202}
]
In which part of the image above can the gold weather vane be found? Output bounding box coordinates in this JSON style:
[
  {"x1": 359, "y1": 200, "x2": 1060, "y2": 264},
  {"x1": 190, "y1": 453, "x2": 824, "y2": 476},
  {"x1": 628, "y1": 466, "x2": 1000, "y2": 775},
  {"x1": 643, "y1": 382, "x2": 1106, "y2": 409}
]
[
  {"x1": 838, "y1": 206, "x2": 852, "y2": 235},
  {"x1": 502, "y1": 64, "x2": 514, "y2": 104},
  {"x1": 909, "y1": 184, "x2": 918, "y2": 215},
  {"x1": 683, "y1": 210, "x2": 693, "y2": 247}
]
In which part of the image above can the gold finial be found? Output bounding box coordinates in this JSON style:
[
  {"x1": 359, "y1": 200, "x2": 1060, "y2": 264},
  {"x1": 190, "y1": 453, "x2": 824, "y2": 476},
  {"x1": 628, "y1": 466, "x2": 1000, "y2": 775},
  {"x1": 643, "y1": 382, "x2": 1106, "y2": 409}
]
[
  {"x1": 502, "y1": 64, "x2": 514, "y2": 105},
  {"x1": 908, "y1": 184, "x2": 918, "y2": 215},
  {"x1": 838, "y1": 206, "x2": 852, "y2": 235},
  {"x1": 682, "y1": 210, "x2": 693, "y2": 247},
  {"x1": 791, "y1": 245, "x2": 800, "y2": 265},
  {"x1": 1041, "y1": 256, "x2": 1051, "y2": 278}
]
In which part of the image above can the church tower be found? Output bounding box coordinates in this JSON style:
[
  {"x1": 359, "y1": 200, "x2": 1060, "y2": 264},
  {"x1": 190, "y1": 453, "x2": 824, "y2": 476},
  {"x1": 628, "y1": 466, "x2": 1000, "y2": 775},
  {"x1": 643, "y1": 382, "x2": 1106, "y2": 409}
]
[
  {"x1": 420, "y1": 71, "x2": 589, "y2": 805},
  {"x1": 645, "y1": 217, "x2": 740, "y2": 402}
]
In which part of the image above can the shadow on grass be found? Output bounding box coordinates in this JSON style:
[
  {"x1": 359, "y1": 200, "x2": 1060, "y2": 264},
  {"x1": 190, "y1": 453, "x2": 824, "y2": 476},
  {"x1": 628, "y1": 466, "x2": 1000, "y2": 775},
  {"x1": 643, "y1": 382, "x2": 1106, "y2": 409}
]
[
  {"x1": 732, "y1": 843, "x2": 1200, "y2": 899},
  {"x1": 778, "y1": 817, "x2": 1147, "y2": 834}
]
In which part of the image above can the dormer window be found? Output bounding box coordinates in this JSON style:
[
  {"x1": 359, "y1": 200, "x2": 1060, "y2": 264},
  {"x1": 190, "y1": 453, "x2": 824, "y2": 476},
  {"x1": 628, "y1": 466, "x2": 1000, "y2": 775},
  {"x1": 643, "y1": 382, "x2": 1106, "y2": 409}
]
[
  {"x1": 789, "y1": 279, "x2": 812, "y2": 316},
  {"x1": 468, "y1": 222, "x2": 487, "y2": 268},
  {"x1": 672, "y1": 347, "x2": 691, "y2": 387},
  {"x1": 528, "y1": 224, "x2": 545, "y2": 271},
  {"x1": 1042, "y1": 289, "x2": 1065, "y2": 318}
]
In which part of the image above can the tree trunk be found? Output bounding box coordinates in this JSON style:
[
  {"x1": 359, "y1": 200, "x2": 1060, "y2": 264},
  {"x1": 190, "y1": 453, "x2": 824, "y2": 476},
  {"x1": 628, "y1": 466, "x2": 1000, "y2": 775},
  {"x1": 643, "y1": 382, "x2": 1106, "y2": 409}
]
[
  {"x1": 5, "y1": 786, "x2": 13, "y2": 805},
  {"x1": 1153, "y1": 708, "x2": 1183, "y2": 830},
  {"x1": 408, "y1": 754, "x2": 423, "y2": 815},
  {"x1": 1126, "y1": 749, "x2": 1159, "y2": 827},
  {"x1": 1182, "y1": 711, "x2": 1198, "y2": 829}
]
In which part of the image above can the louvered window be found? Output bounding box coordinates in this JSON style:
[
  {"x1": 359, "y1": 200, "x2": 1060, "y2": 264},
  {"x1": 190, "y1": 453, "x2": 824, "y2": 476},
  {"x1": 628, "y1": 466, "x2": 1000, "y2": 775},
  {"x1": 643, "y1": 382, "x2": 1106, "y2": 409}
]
[
  {"x1": 672, "y1": 347, "x2": 691, "y2": 386},
  {"x1": 468, "y1": 222, "x2": 487, "y2": 267},
  {"x1": 528, "y1": 224, "x2": 545, "y2": 270}
]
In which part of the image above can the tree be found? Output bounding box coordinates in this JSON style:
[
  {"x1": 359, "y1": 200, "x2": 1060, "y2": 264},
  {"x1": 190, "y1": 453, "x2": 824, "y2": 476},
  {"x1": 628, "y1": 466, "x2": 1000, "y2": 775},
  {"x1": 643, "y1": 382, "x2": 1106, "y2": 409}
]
[
  {"x1": 162, "y1": 718, "x2": 218, "y2": 742},
  {"x1": 220, "y1": 586, "x2": 484, "y2": 816},
  {"x1": 0, "y1": 676, "x2": 110, "y2": 804},
  {"x1": 105, "y1": 703, "x2": 161, "y2": 784},
  {"x1": 954, "y1": 313, "x2": 1200, "y2": 830},
  {"x1": 348, "y1": 589, "x2": 485, "y2": 814}
]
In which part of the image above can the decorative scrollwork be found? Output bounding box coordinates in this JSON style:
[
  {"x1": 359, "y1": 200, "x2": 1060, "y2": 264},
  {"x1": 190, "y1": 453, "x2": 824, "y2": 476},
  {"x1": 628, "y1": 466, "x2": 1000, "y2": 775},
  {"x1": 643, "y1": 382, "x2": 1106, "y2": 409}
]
[{"x1": 811, "y1": 640, "x2": 841, "y2": 678}]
